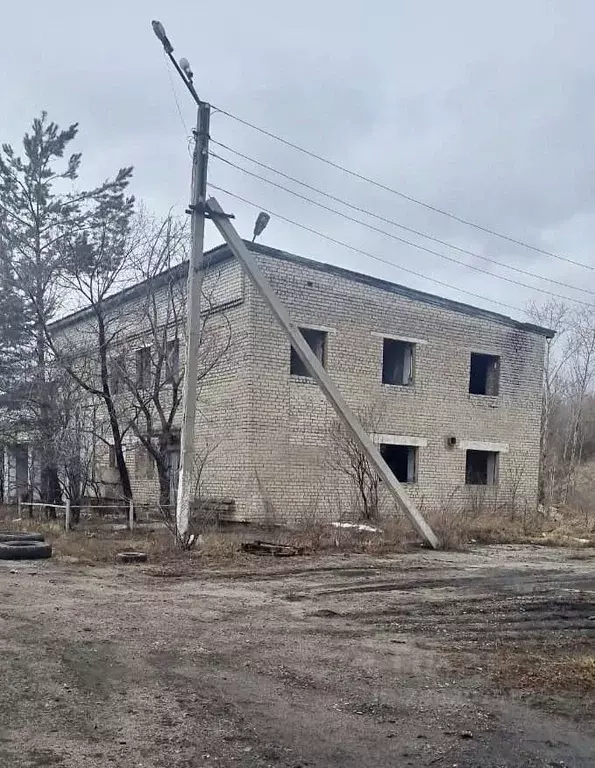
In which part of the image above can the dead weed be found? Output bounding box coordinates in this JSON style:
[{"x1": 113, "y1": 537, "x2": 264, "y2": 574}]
[
  {"x1": 53, "y1": 529, "x2": 188, "y2": 564},
  {"x1": 271, "y1": 506, "x2": 593, "y2": 554},
  {"x1": 199, "y1": 532, "x2": 243, "y2": 560},
  {"x1": 0, "y1": 519, "x2": 187, "y2": 564},
  {"x1": 428, "y1": 507, "x2": 594, "y2": 550},
  {"x1": 2, "y1": 503, "x2": 592, "y2": 560}
]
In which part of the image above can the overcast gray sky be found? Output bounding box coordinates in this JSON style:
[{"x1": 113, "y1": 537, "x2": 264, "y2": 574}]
[{"x1": 1, "y1": 0, "x2": 594, "y2": 321}]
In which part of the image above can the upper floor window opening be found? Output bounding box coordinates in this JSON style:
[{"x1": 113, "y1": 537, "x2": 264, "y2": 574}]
[
  {"x1": 290, "y1": 327, "x2": 327, "y2": 377},
  {"x1": 382, "y1": 339, "x2": 414, "y2": 386},
  {"x1": 469, "y1": 353, "x2": 500, "y2": 396}
]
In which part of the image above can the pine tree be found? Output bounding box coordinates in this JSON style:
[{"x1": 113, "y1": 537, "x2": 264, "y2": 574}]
[
  {"x1": 0, "y1": 254, "x2": 31, "y2": 394},
  {"x1": 0, "y1": 112, "x2": 133, "y2": 502}
]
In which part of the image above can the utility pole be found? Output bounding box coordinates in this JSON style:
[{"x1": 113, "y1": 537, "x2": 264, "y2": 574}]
[
  {"x1": 151, "y1": 20, "x2": 212, "y2": 538},
  {"x1": 176, "y1": 102, "x2": 211, "y2": 538},
  {"x1": 151, "y1": 19, "x2": 438, "y2": 548}
]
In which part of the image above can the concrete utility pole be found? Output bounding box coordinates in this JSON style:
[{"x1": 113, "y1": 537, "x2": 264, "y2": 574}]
[
  {"x1": 151, "y1": 19, "x2": 437, "y2": 547},
  {"x1": 176, "y1": 102, "x2": 211, "y2": 538},
  {"x1": 151, "y1": 20, "x2": 211, "y2": 537},
  {"x1": 206, "y1": 196, "x2": 439, "y2": 549}
]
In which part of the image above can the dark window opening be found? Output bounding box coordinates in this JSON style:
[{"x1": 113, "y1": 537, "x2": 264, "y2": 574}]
[
  {"x1": 110, "y1": 356, "x2": 125, "y2": 395},
  {"x1": 465, "y1": 450, "x2": 498, "y2": 485},
  {"x1": 165, "y1": 339, "x2": 180, "y2": 383},
  {"x1": 290, "y1": 328, "x2": 327, "y2": 377},
  {"x1": 380, "y1": 443, "x2": 417, "y2": 483},
  {"x1": 382, "y1": 339, "x2": 414, "y2": 385},
  {"x1": 135, "y1": 444, "x2": 154, "y2": 479},
  {"x1": 469, "y1": 353, "x2": 500, "y2": 395},
  {"x1": 136, "y1": 346, "x2": 152, "y2": 389}
]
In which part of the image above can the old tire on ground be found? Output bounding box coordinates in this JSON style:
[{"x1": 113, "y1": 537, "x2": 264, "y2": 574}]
[
  {"x1": 116, "y1": 551, "x2": 148, "y2": 564},
  {"x1": 0, "y1": 541, "x2": 52, "y2": 559},
  {"x1": 0, "y1": 532, "x2": 45, "y2": 543}
]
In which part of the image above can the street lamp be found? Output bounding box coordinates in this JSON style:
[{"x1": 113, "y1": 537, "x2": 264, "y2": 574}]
[
  {"x1": 179, "y1": 58, "x2": 194, "y2": 83},
  {"x1": 252, "y1": 212, "x2": 270, "y2": 242},
  {"x1": 151, "y1": 20, "x2": 173, "y2": 53}
]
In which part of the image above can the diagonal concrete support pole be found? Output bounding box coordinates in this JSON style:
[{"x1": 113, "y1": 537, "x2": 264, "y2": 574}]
[{"x1": 206, "y1": 196, "x2": 439, "y2": 549}]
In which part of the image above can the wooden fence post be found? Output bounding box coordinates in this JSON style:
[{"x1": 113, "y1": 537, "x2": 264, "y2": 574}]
[
  {"x1": 128, "y1": 500, "x2": 134, "y2": 532},
  {"x1": 65, "y1": 499, "x2": 70, "y2": 532}
]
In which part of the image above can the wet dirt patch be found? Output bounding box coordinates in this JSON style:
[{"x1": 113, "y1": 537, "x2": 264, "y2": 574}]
[
  {"x1": 0, "y1": 547, "x2": 593, "y2": 767},
  {"x1": 57, "y1": 640, "x2": 130, "y2": 695}
]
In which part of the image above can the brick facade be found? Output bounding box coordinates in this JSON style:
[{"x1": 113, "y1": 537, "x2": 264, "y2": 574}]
[{"x1": 48, "y1": 243, "x2": 552, "y2": 524}]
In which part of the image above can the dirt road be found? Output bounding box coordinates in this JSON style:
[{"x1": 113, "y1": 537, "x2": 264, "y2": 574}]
[{"x1": 0, "y1": 545, "x2": 593, "y2": 767}]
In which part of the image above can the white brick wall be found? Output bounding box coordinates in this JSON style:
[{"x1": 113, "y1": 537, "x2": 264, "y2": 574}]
[
  {"x1": 50, "y1": 245, "x2": 549, "y2": 526},
  {"x1": 240, "y1": 251, "x2": 547, "y2": 522}
]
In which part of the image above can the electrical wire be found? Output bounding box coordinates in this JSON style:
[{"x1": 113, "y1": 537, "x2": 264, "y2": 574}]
[
  {"x1": 164, "y1": 52, "x2": 191, "y2": 141},
  {"x1": 207, "y1": 181, "x2": 529, "y2": 316},
  {"x1": 211, "y1": 139, "x2": 595, "y2": 298},
  {"x1": 210, "y1": 153, "x2": 594, "y2": 308},
  {"x1": 155, "y1": 30, "x2": 592, "y2": 274},
  {"x1": 155, "y1": 36, "x2": 589, "y2": 315},
  {"x1": 212, "y1": 104, "x2": 593, "y2": 272}
]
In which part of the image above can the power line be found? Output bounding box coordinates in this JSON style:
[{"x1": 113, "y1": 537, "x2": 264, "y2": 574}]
[
  {"x1": 212, "y1": 104, "x2": 594, "y2": 272},
  {"x1": 164, "y1": 51, "x2": 190, "y2": 140},
  {"x1": 210, "y1": 153, "x2": 594, "y2": 308},
  {"x1": 211, "y1": 139, "x2": 595, "y2": 298},
  {"x1": 207, "y1": 182, "x2": 528, "y2": 316}
]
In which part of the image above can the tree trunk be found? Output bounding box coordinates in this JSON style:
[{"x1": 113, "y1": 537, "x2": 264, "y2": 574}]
[
  {"x1": 157, "y1": 460, "x2": 171, "y2": 510},
  {"x1": 68, "y1": 472, "x2": 82, "y2": 525},
  {"x1": 155, "y1": 438, "x2": 174, "y2": 525},
  {"x1": 41, "y1": 465, "x2": 62, "y2": 518}
]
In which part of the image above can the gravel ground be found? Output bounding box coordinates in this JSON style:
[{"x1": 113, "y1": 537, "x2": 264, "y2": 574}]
[{"x1": 0, "y1": 544, "x2": 593, "y2": 767}]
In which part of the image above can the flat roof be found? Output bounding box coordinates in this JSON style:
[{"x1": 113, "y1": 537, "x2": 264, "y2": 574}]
[{"x1": 51, "y1": 241, "x2": 555, "y2": 338}]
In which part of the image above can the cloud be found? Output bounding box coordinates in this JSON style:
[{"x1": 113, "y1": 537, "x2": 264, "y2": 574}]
[{"x1": 1, "y1": 0, "x2": 594, "y2": 319}]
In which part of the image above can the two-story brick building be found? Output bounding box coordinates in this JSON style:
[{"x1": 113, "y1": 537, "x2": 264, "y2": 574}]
[{"x1": 40, "y1": 241, "x2": 552, "y2": 523}]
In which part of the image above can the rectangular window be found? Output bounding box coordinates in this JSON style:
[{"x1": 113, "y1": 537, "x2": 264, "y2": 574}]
[
  {"x1": 108, "y1": 444, "x2": 117, "y2": 469},
  {"x1": 465, "y1": 450, "x2": 498, "y2": 485},
  {"x1": 380, "y1": 443, "x2": 417, "y2": 483},
  {"x1": 135, "y1": 444, "x2": 154, "y2": 479},
  {"x1": 136, "y1": 346, "x2": 152, "y2": 389},
  {"x1": 382, "y1": 339, "x2": 414, "y2": 385},
  {"x1": 469, "y1": 353, "x2": 500, "y2": 395},
  {"x1": 165, "y1": 339, "x2": 180, "y2": 383},
  {"x1": 290, "y1": 328, "x2": 327, "y2": 377},
  {"x1": 110, "y1": 356, "x2": 125, "y2": 395}
]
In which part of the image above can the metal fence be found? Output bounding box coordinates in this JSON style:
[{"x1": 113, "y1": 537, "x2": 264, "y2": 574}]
[
  {"x1": 2, "y1": 500, "x2": 219, "y2": 534},
  {"x1": 9, "y1": 499, "x2": 154, "y2": 532}
]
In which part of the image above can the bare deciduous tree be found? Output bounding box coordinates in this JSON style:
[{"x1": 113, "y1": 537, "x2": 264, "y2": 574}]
[
  {"x1": 105, "y1": 215, "x2": 232, "y2": 513},
  {"x1": 47, "y1": 167, "x2": 135, "y2": 500},
  {"x1": 329, "y1": 406, "x2": 383, "y2": 521},
  {"x1": 529, "y1": 300, "x2": 595, "y2": 510}
]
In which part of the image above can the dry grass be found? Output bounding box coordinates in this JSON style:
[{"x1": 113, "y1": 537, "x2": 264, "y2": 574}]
[
  {"x1": 260, "y1": 516, "x2": 417, "y2": 555},
  {"x1": 0, "y1": 518, "x2": 191, "y2": 564},
  {"x1": 0, "y1": 515, "x2": 251, "y2": 566},
  {"x1": 424, "y1": 509, "x2": 471, "y2": 550},
  {"x1": 206, "y1": 506, "x2": 595, "y2": 557},
  {"x1": 1, "y1": 501, "x2": 592, "y2": 562},
  {"x1": 425, "y1": 505, "x2": 595, "y2": 550},
  {"x1": 199, "y1": 532, "x2": 244, "y2": 560},
  {"x1": 54, "y1": 530, "x2": 188, "y2": 565},
  {"x1": 269, "y1": 505, "x2": 593, "y2": 555},
  {"x1": 488, "y1": 650, "x2": 595, "y2": 695}
]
